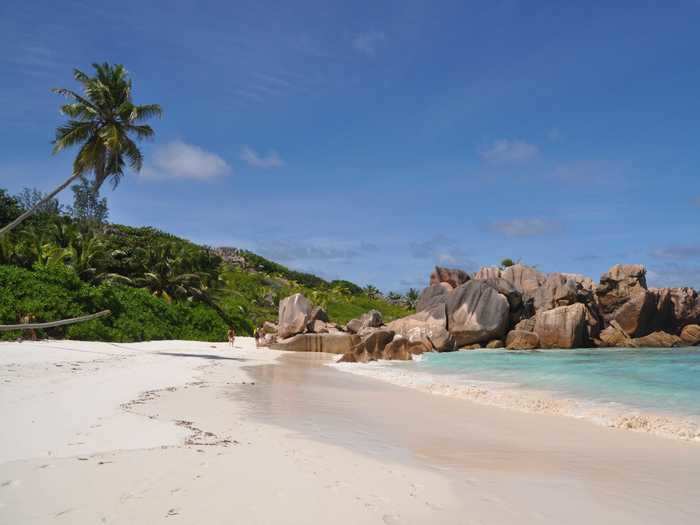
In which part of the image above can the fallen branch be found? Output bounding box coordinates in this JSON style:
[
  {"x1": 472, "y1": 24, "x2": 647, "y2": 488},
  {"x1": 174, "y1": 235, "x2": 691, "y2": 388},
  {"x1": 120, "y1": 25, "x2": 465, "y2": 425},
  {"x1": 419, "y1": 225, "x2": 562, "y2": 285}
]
[{"x1": 0, "y1": 310, "x2": 111, "y2": 331}]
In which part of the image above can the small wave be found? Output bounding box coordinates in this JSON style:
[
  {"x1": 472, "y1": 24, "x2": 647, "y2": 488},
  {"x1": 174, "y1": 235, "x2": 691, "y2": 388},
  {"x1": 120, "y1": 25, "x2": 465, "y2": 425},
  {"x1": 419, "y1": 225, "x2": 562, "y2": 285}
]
[{"x1": 328, "y1": 360, "x2": 700, "y2": 443}]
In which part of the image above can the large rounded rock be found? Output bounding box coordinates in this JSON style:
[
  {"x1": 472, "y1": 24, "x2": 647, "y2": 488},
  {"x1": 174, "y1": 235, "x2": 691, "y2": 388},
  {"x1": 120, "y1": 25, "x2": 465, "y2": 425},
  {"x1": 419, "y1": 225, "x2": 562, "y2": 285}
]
[
  {"x1": 416, "y1": 284, "x2": 450, "y2": 312},
  {"x1": 631, "y1": 331, "x2": 683, "y2": 348},
  {"x1": 599, "y1": 321, "x2": 632, "y2": 347},
  {"x1": 533, "y1": 273, "x2": 578, "y2": 312},
  {"x1": 272, "y1": 333, "x2": 360, "y2": 354},
  {"x1": 501, "y1": 264, "x2": 546, "y2": 298},
  {"x1": 669, "y1": 288, "x2": 700, "y2": 330},
  {"x1": 446, "y1": 280, "x2": 509, "y2": 346},
  {"x1": 430, "y1": 266, "x2": 470, "y2": 289},
  {"x1": 680, "y1": 324, "x2": 700, "y2": 345},
  {"x1": 382, "y1": 337, "x2": 425, "y2": 360},
  {"x1": 278, "y1": 293, "x2": 313, "y2": 339},
  {"x1": 338, "y1": 329, "x2": 395, "y2": 363},
  {"x1": 595, "y1": 264, "x2": 648, "y2": 315},
  {"x1": 474, "y1": 267, "x2": 502, "y2": 280},
  {"x1": 506, "y1": 330, "x2": 540, "y2": 350},
  {"x1": 345, "y1": 310, "x2": 383, "y2": 334},
  {"x1": 609, "y1": 290, "x2": 657, "y2": 337},
  {"x1": 533, "y1": 303, "x2": 588, "y2": 349},
  {"x1": 387, "y1": 303, "x2": 454, "y2": 351}
]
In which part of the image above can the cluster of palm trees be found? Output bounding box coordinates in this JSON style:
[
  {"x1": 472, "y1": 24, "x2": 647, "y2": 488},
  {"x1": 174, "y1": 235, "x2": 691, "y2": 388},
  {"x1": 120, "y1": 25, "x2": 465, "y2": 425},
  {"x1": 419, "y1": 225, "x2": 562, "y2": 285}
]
[
  {"x1": 0, "y1": 220, "x2": 221, "y2": 306},
  {"x1": 364, "y1": 285, "x2": 420, "y2": 309}
]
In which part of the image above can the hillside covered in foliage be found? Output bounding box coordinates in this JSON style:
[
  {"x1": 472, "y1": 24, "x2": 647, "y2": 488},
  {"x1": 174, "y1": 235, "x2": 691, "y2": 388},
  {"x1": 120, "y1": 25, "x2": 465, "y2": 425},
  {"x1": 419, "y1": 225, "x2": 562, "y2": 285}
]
[{"x1": 0, "y1": 187, "x2": 413, "y2": 342}]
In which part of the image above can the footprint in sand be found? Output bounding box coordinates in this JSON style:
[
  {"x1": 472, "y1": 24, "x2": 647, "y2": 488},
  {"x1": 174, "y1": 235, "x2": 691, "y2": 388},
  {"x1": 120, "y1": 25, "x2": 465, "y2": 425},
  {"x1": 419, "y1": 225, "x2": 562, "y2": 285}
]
[{"x1": 1, "y1": 480, "x2": 21, "y2": 488}]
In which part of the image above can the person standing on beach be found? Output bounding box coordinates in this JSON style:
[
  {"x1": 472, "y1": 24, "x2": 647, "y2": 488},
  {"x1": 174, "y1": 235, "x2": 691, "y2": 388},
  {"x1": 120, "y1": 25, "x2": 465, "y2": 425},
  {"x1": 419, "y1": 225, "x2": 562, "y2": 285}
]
[{"x1": 227, "y1": 327, "x2": 236, "y2": 347}]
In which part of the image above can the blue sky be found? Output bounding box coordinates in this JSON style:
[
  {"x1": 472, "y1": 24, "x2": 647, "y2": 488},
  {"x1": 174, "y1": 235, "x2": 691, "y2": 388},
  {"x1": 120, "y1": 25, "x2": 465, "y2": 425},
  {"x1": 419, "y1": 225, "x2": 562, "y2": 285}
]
[{"x1": 1, "y1": 0, "x2": 699, "y2": 291}]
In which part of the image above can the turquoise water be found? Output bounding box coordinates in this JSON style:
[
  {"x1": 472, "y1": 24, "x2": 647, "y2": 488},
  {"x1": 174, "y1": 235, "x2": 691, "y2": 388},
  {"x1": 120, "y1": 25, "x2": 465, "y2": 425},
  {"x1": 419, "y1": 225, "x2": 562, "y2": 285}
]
[{"x1": 411, "y1": 348, "x2": 700, "y2": 418}]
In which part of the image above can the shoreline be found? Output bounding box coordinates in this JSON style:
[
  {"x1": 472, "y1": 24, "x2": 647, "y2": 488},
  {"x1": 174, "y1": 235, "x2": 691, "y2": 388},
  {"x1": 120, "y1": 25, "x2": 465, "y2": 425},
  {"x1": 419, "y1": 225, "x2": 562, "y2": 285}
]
[
  {"x1": 331, "y1": 354, "x2": 700, "y2": 443},
  {"x1": 2, "y1": 340, "x2": 700, "y2": 523}
]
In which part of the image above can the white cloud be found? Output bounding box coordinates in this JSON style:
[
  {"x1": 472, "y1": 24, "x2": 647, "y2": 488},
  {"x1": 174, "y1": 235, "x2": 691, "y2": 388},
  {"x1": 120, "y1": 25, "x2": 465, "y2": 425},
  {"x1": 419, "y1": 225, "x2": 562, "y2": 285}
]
[
  {"x1": 240, "y1": 146, "x2": 284, "y2": 169},
  {"x1": 352, "y1": 31, "x2": 385, "y2": 56},
  {"x1": 479, "y1": 139, "x2": 539, "y2": 164},
  {"x1": 143, "y1": 141, "x2": 231, "y2": 179},
  {"x1": 488, "y1": 218, "x2": 559, "y2": 237}
]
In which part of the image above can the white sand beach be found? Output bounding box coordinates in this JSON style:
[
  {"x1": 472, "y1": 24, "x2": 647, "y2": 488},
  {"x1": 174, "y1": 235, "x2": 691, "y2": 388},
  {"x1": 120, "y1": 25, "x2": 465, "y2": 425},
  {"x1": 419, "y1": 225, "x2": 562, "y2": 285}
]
[{"x1": 1, "y1": 339, "x2": 699, "y2": 524}]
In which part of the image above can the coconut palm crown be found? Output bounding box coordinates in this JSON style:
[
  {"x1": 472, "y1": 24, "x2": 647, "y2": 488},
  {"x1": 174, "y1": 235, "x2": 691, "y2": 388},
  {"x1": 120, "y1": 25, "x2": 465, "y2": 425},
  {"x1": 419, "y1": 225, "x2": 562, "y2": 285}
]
[
  {"x1": 52, "y1": 62, "x2": 162, "y2": 189},
  {"x1": 0, "y1": 63, "x2": 161, "y2": 238}
]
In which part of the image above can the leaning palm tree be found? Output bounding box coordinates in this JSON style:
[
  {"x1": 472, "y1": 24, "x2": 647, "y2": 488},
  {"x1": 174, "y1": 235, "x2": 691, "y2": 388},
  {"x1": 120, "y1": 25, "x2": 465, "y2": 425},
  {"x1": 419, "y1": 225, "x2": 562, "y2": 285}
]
[{"x1": 0, "y1": 63, "x2": 161, "y2": 237}]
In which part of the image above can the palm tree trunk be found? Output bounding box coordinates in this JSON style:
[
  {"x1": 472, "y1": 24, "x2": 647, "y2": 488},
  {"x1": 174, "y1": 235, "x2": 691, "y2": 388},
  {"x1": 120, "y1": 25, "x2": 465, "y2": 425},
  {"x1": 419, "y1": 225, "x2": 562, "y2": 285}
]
[
  {"x1": 0, "y1": 310, "x2": 111, "y2": 331},
  {"x1": 0, "y1": 172, "x2": 82, "y2": 238}
]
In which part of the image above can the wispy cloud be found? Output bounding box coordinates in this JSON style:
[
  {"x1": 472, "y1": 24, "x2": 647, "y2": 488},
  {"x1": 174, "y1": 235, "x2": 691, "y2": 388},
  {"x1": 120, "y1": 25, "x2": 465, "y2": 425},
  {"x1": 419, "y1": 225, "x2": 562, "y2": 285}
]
[
  {"x1": 488, "y1": 218, "x2": 559, "y2": 237},
  {"x1": 479, "y1": 139, "x2": 539, "y2": 164},
  {"x1": 551, "y1": 160, "x2": 622, "y2": 184},
  {"x1": 254, "y1": 239, "x2": 369, "y2": 262},
  {"x1": 240, "y1": 146, "x2": 284, "y2": 169},
  {"x1": 409, "y1": 235, "x2": 475, "y2": 269},
  {"x1": 352, "y1": 31, "x2": 385, "y2": 56},
  {"x1": 547, "y1": 127, "x2": 563, "y2": 142},
  {"x1": 647, "y1": 262, "x2": 700, "y2": 288},
  {"x1": 651, "y1": 245, "x2": 700, "y2": 260},
  {"x1": 143, "y1": 141, "x2": 231, "y2": 180}
]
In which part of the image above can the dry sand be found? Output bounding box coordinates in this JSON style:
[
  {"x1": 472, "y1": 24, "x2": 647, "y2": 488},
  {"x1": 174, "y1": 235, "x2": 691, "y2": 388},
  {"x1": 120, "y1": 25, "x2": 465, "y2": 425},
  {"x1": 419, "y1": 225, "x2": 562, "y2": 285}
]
[{"x1": 1, "y1": 339, "x2": 699, "y2": 524}]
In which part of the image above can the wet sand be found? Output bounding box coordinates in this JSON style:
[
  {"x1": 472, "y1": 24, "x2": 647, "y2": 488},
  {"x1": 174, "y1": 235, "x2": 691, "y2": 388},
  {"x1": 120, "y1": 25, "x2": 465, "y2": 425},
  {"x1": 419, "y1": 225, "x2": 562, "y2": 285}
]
[{"x1": 241, "y1": 352, "x2": 700, "y2": 523}]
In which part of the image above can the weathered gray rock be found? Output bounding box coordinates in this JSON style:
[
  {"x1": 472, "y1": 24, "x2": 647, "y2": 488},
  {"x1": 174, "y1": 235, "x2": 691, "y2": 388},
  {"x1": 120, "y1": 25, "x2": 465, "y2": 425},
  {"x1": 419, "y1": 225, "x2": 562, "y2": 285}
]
[
  {"x1": 262, "y1": 321, "x2": 278, "y2": 334},
  {"x1": 506, "y1": 330, "x2": 540, "y2": 350},
  {"x1": 430, "y1": 266, "x2": 470, "y2": 289},
  {"x1": 534, "y1": 303, "x2": 588, "y2": 349},
  {"x1": 474, "y1": 267, "x2": 502, "y2": 280},
  {"x1": 501, "y1": 264, "x2": 546, "y2": 298},
  {"x1": 514, "y1": 317, "x2": 536, "y2": 332},
  {"x1": 680, "y1": 324, "x2": 700, "y2": 345},
  {"x1": 609, "y1": 290, "x2": 657, "y2": 337},
  {"x1": 308, "y1": 306, "x2": 329, "y2": 324},
  {"x1": 481, "y1": 277, "x2": 523, "y2": 310},
  {"x1": 387, "y1": 303, "x2": 454, "y2": 351},
  {"x1": 338, "y1": 329, "x2": 395, "y2": 363},
  {"x1": 596, "y1": 264, "x2": 648, "y2": 315},
  {"x1": 669, "y1": 288, "x2": 700, "y2": 330},
  {"x1": 486, "y1": 339, "x2": 504, "y2": 349},
  {"x1": 345, "y1": 310, "x2": 384, "y2": 334},
  {"x1": 271, "y1": 333, "x2": 361, "y2": 354},
  {"x1": 446, "y1": 280, "x2": 509, "y2": 346},
  {"x1": 631, "y1": 331, "x2": 684, "y2": 348},
  {"x1": 599, "y1": 320, "x2": 632, "y2": 347},
  {"x1": 382, "y1": 337, "x2": 425, "y2": 361},
  {"x1": 416, "y1": 284, "x2": 450, "y2": 312},
  {"x1": 278, "y1": 293, "x2": 313, "y2": 339},
  {"x1": 533, "y1": 273, "x2": 578, "y2": 312}
]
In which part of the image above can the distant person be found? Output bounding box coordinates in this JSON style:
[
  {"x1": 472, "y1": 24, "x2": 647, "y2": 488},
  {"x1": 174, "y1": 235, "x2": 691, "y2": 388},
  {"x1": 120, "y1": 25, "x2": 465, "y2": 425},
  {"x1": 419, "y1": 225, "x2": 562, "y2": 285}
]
[
  {"x1": 19, "y1": 314, "x2": 37, "y2": 342},
  {"x1": 253, "y1": 327, "x2": 260, "y2": 348},
  {"x1": 227, "y1": 327, "x2": 236, "y2": 347}
]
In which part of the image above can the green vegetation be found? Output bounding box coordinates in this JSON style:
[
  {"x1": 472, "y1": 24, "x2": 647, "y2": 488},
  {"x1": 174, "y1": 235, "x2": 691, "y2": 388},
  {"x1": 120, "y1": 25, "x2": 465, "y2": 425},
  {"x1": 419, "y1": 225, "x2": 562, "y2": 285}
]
[{"x1": 0, "y1": 187, "x2": 412, "y2": 342}]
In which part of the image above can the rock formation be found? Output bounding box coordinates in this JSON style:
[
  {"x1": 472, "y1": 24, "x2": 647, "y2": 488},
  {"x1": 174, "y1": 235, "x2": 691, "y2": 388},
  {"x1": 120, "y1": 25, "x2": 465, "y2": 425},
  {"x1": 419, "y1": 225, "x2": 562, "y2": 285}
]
[
  {"x1": 429, "y1": 266, "x2": 470, "y2": 289},
  {"x1": 446, "y1": 280, "x2": 509, "y2": 347},
  {"x1": 386, "y1": 303, "x2": 454, "y2": 352},
  {"x1": 269, "y1": 261, "x2": 699, "y2": 363},
  {"x1": 533, "y1": 303, "x2": 588, "y2": 349},
  {"x1": 506, "y1": 330, "x2": 540, "y2": 350},
  {"x1": 277, "y1": 293, "x2": 313, "y2": 339}
]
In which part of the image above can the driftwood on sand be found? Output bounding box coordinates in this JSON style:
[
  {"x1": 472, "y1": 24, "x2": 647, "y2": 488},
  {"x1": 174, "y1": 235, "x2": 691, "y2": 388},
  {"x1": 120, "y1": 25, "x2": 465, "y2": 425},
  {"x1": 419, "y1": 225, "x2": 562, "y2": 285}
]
[{"x1": 0, "y1": 310, "x2": 111, "y2": 332}]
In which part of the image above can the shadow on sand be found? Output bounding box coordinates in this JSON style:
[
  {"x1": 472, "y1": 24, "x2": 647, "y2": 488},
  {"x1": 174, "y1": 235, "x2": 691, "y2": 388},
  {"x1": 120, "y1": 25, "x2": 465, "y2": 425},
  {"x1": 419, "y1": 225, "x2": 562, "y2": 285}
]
[{"x1": 155, "y1": 352, "x2": 247, "y2": 362}]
